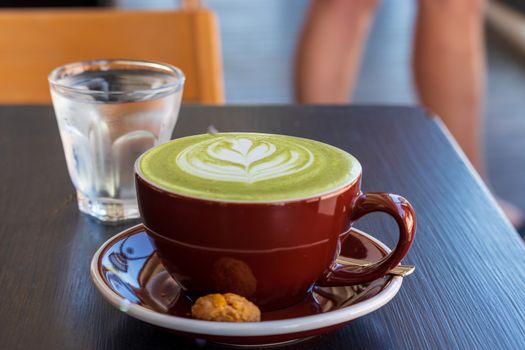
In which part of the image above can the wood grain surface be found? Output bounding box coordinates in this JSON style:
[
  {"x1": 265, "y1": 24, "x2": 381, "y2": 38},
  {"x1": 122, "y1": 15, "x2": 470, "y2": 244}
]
[{"x1": 1, "y1": 105, "x2": 524, "y2": 350}]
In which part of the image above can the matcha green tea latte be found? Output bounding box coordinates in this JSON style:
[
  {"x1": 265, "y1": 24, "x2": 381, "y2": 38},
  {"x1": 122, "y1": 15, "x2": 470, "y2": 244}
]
[{"x1": 138, "y1": 133, "x2": 361, "y2": 202}]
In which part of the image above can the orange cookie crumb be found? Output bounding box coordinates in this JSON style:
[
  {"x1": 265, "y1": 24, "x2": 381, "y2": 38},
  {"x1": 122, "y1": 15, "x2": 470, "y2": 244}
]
[{"x1": 191, "y1": 293, "x2": 261, "y2": 322}]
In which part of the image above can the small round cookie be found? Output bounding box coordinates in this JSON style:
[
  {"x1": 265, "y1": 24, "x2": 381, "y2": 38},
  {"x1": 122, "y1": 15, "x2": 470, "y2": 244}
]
[{"x1": 191, "y1": 293, "x2": 261, "y2": 322}]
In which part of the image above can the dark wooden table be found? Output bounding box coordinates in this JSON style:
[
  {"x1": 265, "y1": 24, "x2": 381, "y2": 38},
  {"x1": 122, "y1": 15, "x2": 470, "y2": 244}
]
[{"x1": 1, "y1": 105, "x2": 525, "y2": 349}]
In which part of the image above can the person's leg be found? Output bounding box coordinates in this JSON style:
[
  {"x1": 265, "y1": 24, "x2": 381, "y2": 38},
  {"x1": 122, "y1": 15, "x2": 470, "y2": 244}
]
[
  {"x1": 413, "y1": 0, "x2": 486, "y2": 171},
  {"x1": 295, "y1": 0, "x2": 379, "y2": 103},
  {"x1": 413, "y1": 0, "x2": 523, "y2": 227}
]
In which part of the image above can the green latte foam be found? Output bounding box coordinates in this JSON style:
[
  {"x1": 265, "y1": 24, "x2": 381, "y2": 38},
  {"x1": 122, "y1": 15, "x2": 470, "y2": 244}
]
[{"x1": 139, "y1": 133, "x2": 361, "y2": 202}]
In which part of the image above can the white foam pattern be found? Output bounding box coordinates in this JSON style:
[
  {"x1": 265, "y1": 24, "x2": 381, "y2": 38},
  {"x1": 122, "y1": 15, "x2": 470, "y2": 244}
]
[{"x1": 176, "y1": 136, "x2": 314, "y2": 183}]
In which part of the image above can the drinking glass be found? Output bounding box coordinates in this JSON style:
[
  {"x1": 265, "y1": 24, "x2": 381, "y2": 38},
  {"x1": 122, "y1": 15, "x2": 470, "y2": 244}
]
[{"x1": 49, "y1": 59, "x2": 185, "y2": 222}]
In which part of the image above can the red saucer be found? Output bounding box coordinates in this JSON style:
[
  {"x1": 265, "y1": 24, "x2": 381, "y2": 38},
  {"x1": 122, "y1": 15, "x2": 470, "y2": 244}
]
[{"x1": 91, "y1": 224, "x2": 403, "y2": 347}]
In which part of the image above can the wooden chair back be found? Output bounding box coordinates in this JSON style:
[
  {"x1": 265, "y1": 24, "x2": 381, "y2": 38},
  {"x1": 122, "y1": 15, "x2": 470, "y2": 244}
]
[{"x1": 0, "y1": 4, "x2": 224, "y2": 104}]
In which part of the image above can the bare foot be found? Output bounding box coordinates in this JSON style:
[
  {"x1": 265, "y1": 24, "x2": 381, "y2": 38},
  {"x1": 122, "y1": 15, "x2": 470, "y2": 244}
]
[{"x1": 496, "y1": 197, "x2": 524, "y2": 228}]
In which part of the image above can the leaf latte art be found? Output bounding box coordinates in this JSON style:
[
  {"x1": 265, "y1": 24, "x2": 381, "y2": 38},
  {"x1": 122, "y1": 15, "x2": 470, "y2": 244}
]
[
  {"x1": 139, "y1": 133, "x2": 360, "y2": 202},
  {"x1": 176, "y1": 137, "x2": 314, "y2": 183}
]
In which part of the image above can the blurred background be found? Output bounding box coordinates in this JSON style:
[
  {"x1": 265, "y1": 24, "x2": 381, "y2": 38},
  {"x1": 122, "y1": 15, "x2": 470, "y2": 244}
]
[{"x1": 3, "y1": 0, "x2": 525, "y2": 217}]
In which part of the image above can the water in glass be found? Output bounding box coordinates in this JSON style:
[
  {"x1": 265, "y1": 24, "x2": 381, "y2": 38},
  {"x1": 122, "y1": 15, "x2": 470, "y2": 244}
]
[{"x1": 51, "y1": 67, "x2": 183, "y2": 222}]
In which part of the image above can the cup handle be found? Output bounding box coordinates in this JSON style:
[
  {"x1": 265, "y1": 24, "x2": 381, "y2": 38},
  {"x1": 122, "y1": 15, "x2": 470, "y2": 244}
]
[{"x1": 317, "y1": 192, "x2": 416, "y2": 286}]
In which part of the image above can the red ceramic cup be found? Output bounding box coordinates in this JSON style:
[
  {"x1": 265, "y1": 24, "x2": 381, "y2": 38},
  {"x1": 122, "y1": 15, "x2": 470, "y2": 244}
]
[{"x1": 135, "y1": 160, "x2": 415, "y2": 311}]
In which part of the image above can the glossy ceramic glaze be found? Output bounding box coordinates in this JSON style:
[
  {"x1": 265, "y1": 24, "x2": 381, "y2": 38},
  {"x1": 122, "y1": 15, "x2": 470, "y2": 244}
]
[
  {"x1": 136, "y1": 166, "x2": 415, "y2": 310},
  {"x1": 91, "y1": 224, "x2": 403, "y2": 347},
  {"x1": 137, "y1": 172, "x2": 361, "y2": 309}
]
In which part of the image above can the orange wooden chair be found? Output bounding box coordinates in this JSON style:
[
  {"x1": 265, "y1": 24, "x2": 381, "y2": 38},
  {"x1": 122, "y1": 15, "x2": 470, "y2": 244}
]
[{"x1": 0, "y1": 1, "x2": 224, "y2": 104}]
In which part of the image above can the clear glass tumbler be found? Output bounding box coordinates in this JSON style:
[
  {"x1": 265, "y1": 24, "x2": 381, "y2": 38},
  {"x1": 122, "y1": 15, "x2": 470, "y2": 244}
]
[{"x1": 49, "y1": 59, "x2": 185, "y2": 222}]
